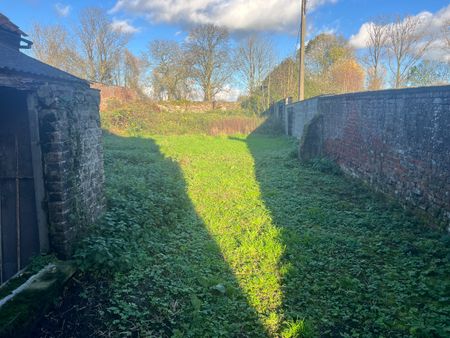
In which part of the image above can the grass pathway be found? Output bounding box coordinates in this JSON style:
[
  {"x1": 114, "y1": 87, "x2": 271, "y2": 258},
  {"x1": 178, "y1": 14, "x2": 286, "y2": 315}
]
[
  {"x1": 155, "y1": 135, "x2": 286, "y2": 334},
  {"x1": 154, "y1": 134, "x2": 450, "y2": 337}
]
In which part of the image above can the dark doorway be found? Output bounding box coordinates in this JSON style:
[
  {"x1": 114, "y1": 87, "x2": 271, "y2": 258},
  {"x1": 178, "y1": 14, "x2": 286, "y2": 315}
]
[{"x1": 0, "y1": 86, "x2": 40, "y2": 284}]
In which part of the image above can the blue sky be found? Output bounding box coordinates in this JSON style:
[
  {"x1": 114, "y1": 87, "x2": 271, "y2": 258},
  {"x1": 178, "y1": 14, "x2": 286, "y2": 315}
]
[
  {"x1": 1, "y1": 0, "x2": 448, "y2": 62},
  {"x1": 1, "y1": 0, "x2": 448, "y2": 99}
]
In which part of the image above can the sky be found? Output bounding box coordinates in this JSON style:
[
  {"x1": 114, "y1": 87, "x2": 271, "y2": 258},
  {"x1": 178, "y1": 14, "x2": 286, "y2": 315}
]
[{"x1": 1, "y1": 0, "x2": 448, "y2": 99}]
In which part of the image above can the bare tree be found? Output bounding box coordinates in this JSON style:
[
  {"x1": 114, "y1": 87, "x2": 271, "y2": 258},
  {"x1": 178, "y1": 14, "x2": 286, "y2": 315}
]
[
  {"x1": 364, "y1": 21, "x2": 388, "y2": 90},
  {"x1": 123, "y1": 49, "x2": 145, "y2": 91},
  {"x1": 149, "y1": 40, "x2": 191, "y2": 100},
  {"x1": 234, "y1": 34, "x2": 276, "y2": 96},
  {"x1": 185, "y1": 24, "x2": 231, "y2": 102},
  {"x1": 386, "y1": 15, "x2": 433, "y2": 88},
  {"x1": 30, "y1": 23, "x2": 82, "y2": 77},
  {"x1": 261, "y1": 57, "x2": 296, "y2": 102},
  {"x1": 76, "y1": 7, "x2": 128, "y2": 84}
]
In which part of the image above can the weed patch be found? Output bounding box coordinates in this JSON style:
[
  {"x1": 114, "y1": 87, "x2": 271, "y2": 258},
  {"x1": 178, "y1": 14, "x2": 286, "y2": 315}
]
[{"x1": 100, "y1": 101, "x2": 265, "y2": 136}]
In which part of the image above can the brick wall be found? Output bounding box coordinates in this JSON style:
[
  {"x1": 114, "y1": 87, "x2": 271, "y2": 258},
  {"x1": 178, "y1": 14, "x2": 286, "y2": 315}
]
[
  {"x1": 269, "y1": 97, "x2": 319, "y2": 139},
  {"x1": 34, "y1": 83, "x2": 105, "y2": 257},
  {"x1": 273, "y1": 86, "x2": 450, "y2": 228},
  {"x1": 90, "y1": 83, "x2": 139, "y2": 111},
  {"x1": 287, "y1": 98, "x2": 318, "y2": 138}
]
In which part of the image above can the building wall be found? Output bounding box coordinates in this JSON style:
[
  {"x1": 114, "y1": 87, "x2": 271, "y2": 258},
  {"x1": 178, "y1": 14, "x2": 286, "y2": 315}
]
[
  {"x1": 273, "y1": 86, "x2": 450, "y2": 228},
  {"x1": 33, "y1": 83, "x2": 105, "y2": 257},
  {"x1": 270, "y1": 97, "x2": 319, "y2": 139},
  {"x1": 287, "y1": 98, "x2": 319, "y2": 138}
]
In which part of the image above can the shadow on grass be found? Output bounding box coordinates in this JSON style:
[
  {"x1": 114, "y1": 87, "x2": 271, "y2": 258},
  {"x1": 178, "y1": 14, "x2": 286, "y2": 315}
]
[
  {"x1": 34, "y1": 125, "x2": 450, "y2": 337},
  {"x1": 240, "y1": 120, "x2": 450, "y2": 337},
  {"x1": 33, "y1": 132, "x2": 267, "y2": 337}
]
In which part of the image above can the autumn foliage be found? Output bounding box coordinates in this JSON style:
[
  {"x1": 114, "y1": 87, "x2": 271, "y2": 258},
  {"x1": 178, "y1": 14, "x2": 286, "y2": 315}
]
[{"x1": 329, "y1": 59, "x2": 365, "y2": 93}]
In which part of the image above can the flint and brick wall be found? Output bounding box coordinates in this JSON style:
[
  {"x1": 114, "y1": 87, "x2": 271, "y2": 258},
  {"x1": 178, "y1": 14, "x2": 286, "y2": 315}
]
[
  {"x1": 34, "y1": 83, "x2": 105, "y2": 256},
  {"x1": 272, "y1": 85, "x2": 450, "y2": 228}
]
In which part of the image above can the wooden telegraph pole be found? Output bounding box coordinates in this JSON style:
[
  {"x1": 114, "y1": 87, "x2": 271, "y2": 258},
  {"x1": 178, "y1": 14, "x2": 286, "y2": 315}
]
[{"x1": 298, "y1": 0, "x2": 307, "y2": 101}]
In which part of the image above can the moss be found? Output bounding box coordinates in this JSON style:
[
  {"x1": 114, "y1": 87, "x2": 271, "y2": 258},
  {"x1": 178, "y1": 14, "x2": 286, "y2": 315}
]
[
  {"x1": 0, "y1": 274, "x2": 31, "y2": 300},
  {"x1": 0, "y1": 255, "x2": 57, "y2": 300},
  {"x1": 66, "y1": 105, "x2": 89, "y2": 254},
  {"x1": 0, "y1": 262, "x2": 75, "y2": 338}
]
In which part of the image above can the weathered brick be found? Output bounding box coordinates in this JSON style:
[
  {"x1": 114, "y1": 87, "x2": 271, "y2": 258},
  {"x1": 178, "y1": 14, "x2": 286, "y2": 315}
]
[
  {"x1": 275, "y1": 85, "x2": 450, "y2": 228},
  {"x1": 36, "y1": 83, "x2": 105, "y2": 258}
]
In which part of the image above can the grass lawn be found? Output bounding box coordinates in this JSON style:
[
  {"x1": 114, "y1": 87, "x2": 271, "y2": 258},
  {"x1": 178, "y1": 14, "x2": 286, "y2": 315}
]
[{"x1": 36, "y1": 132, "x2": 450, "y2": 337}]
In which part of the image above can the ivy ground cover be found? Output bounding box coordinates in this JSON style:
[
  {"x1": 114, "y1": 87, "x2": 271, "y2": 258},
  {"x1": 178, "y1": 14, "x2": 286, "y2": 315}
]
[{"x1": 36, "y1": 132, "x2": 450, "y2": 337}]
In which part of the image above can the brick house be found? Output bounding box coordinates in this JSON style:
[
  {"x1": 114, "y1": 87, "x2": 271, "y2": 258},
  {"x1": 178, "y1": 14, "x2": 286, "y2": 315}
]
[{"x1": 0, "y1": 14, "x2": 105, "y2": 284}]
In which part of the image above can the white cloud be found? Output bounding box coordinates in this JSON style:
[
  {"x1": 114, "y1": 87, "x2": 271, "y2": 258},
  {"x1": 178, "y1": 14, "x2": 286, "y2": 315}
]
[
  {"x1": 350, "y1": 4, "x2": 450, "y2": 50},
  {"x1": 54, "y1": 3, "x2": 71, "y2": 17},
  {"x1": 316, "y1": 24, "x2": 339, "y2": 36},
  {"x1": 349, "y1": 22, "x2": 372, "y2": 49},
  {"x1": 216, "y1": 85, "x2": 242, "y2": 102},
  {"x1": 110, "y1": 0, "x2": 338, "y2": 33},
  {"x1": 427, "y1": 39, "x2": 450, "y2": 63},
  {"x1": 111, "y1": 19, "x2": 140, "y2": 34}
]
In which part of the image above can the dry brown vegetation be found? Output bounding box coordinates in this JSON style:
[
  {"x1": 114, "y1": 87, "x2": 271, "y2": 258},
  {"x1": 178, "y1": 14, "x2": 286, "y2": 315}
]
[{"x1": 99, "y1": 98, "x2": 265, "y2": 136}]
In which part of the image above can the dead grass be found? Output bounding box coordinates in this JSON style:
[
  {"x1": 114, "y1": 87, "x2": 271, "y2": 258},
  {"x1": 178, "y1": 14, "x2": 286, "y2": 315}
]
[{"x1": 100, "y1": 100, "x2": 265, "y2": 136}]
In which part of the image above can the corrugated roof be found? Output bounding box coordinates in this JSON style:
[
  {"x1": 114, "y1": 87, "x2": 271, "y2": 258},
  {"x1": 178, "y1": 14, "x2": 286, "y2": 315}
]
[
  {"x1": 0, "y1": 13, "x2": 27, "y2": 36},
  {"x1": 0, "y1": 42, "x2": 87, "y2": 84}
]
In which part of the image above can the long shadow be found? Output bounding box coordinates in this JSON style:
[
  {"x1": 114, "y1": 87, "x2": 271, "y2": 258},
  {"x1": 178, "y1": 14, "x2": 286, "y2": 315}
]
[
  {"x1": 34, "y1": 132, "x2": 267, "y2": 337},
  {"x1": 243, "y1": 120, "x2": 450, "y2": 337}
]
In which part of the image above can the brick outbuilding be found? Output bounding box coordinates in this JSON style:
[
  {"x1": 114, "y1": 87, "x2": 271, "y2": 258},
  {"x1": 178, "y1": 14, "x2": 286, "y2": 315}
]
[{"x1": 0, "y1": 13, "x2": 105, "y2": 284}]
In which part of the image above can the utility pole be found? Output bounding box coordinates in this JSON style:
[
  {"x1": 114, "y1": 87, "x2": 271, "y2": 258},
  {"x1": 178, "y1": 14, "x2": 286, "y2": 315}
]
[{"x1": 298, "y1": 0, "x2": 307, "y2": 101}]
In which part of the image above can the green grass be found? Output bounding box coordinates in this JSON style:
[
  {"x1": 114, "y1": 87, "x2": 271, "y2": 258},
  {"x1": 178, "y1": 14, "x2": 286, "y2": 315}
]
[
  {"x1": 154, "y1": 135, "x2": 285, "y2": 334},
  {"x1": 37, "y1": 131, "x2": 450, "y2": 337}
]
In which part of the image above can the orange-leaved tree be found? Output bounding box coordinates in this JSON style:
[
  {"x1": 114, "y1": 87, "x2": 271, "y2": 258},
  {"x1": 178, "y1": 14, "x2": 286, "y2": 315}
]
[{"x1": 329, "y1": 59, "x2": 365, "y2": 93}]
